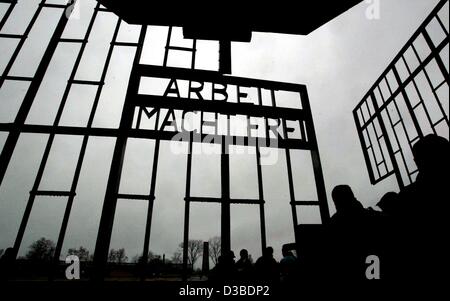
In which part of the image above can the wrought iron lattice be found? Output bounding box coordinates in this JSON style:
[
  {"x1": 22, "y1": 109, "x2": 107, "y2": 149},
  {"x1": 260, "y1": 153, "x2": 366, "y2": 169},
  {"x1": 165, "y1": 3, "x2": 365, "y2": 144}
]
[
  {"x1": 0, "y1": 0, "x2": 330, "y2": 280},
  {"x1": 354, "y1": 0, "x2": 449, "y2": 189}
]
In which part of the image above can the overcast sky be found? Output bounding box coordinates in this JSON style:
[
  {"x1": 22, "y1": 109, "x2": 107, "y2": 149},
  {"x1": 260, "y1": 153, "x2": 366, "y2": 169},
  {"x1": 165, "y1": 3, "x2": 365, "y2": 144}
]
[{"x1": 0, "y1": 0, "x2": 447, "y2": 265}]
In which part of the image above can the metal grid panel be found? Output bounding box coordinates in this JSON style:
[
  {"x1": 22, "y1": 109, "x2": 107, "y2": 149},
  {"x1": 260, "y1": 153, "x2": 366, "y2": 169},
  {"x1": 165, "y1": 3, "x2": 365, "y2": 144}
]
[
  {"x1": 0, "y1": 0, "x2": 141, "y2": 270},
  {"x1": 0, "y1": 1, "x2": 330, "y2": 280},
  {"x1": 354, "y1": 0, "x2": 449, "y2": 188}
]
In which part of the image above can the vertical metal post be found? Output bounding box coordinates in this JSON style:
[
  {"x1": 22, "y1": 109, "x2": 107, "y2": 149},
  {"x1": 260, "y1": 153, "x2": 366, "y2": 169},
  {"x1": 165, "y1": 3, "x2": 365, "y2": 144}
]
[
  {"x1": 141, "y1": 139, "x2": 160, "y2": 274},
  {"x1": 221, "y1": 140, "x2": 231, "y2": 255},
  {"x1": 353, "y1": 108, "x2": 377, "y2": 184},
  {"x1": 182, "y1": 199, "x2": 190, "y2": 280},
  {"x1": 183, "y1": 137, "x2": 193, "y2": 280},
  {"x1": 281, "y1": 116, "x2": 299, "y2": 239},
  {"x1": 256, "y1": 145, "x2": 267, "y2": 252},
  {"x1": 201, "y1": 241, "x2": 209, "y2": 277},
  {"x1": 284, "y1": 147, "x2": 299, "y2": 233},
  {"x1": 219, "y1": 40, "x2": 232, "y2": 74},
  {"x1": 163, "y1": 26, "x2": 173, "y2": 67},
  {"x1": 300, "y1": 87, "x2": 330, "y2": 222},
  {"x1": 92, "y1": 26, "x2": 147, "y2": 280}
]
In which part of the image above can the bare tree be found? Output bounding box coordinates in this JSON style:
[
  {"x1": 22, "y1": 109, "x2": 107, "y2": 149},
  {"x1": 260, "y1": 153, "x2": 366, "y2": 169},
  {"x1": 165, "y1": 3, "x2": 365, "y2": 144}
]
[
  {"x1": 208, "y1": 236, "x2": 221, "y2": 265},
  {"x1": 67, "y1": 246, "x2": 90, "y2": 261},
  {"x1": 171, "y1": 251, "x2": 182, "y2": 264},
  {"x1": 26, "y1": 237, "x2": 55, "y2": 262},
  {"x1": 179, "y1": 240, "x2": 202, "y2": 268},
  {"x1": 108, "y1": 248, "x2": 128, "y2": 263}
]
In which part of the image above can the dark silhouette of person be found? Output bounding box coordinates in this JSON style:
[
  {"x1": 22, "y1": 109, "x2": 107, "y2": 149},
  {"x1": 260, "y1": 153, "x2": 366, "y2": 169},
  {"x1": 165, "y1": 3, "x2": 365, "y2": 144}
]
[
  {"x1": 327, "y1": 185, "x2": 369, "y2": 279},
  {"x1": 254, "y1": 247, "x2": 279, "y2": 282},
  {"x1": 235, "y1": 249, "x2": 253, "y2": 280},
  {"x1": 377, "y1": 191, "x2": 400, "y2": 216},
  {"x1": 405, "y1": 135, "x2": 449, "y2": 215},
  {"x1": 368, "y1": 191, "x2": 401, "y2": 279},
  {"x1": 395, "y1": 134, "x2": 449, "y2": 280},
  {"x1": 279, "y1": 245, "x2": 298, "y2": 282},
  {"x1": 208, "y1": 250, "x2": 237, "y2": 282},
  {"x1": 329, "y1": 185, "x2": 366, "y2": 226}
]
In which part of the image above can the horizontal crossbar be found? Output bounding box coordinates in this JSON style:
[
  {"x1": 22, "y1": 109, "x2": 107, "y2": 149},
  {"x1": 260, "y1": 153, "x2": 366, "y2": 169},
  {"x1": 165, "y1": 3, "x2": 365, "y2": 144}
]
[
  {"x1": 30, "y1": 190, "x2": 75, "y2": 197},
  {"x1": 185, "y1": 197, "x2": 263, "y2": 205},
  {"x1": 117, "y1": 193, "x2": 154, "y2": 201},
  {"x1": 0, "y1": 124, "x2": 312, "y2": 150},
  {"x1": 112, "y1": 41, "x2": 139, "y2": 47},
  {"x1": 0, "y1": 33, "x2": 23, "y2": 39},
  {"x1": 290, "y1": 201, "x2": 320, "y2": 206}
]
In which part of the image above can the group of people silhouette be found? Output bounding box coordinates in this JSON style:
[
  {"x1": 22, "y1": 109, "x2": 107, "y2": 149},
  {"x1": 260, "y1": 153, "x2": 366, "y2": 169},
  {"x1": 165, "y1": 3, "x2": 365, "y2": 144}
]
[
  {"x1": 208, "y1": 245, "x2": 299, "y2": 283},
  {"x1": 207, "y1": 134, "x2": 448, "y2": 281},
  {"x1": 307, "y1": 133, "x2": 449, "y2": 280}
]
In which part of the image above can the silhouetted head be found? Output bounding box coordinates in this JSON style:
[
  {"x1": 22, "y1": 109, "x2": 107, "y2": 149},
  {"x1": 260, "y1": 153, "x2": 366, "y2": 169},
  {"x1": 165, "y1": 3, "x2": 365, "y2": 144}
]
[
  {"x1": 332, "y1": 185, "x2": 361, "y2": 213},
  {"x1": 412, "y1": 135, "x2": 449, "y2": 177},
  {"x1": 263, "y1": 247, "x2": 274, "y2": 258},
  {"x1": 377, "y1": 191, "x2": 399, "y2": 214},
  {"x1": 225, "y1": 250, "x2": 235, "y2": 263},
  {"x1": 239, "y1": 249, "x2": 248, "y2": 259}
]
